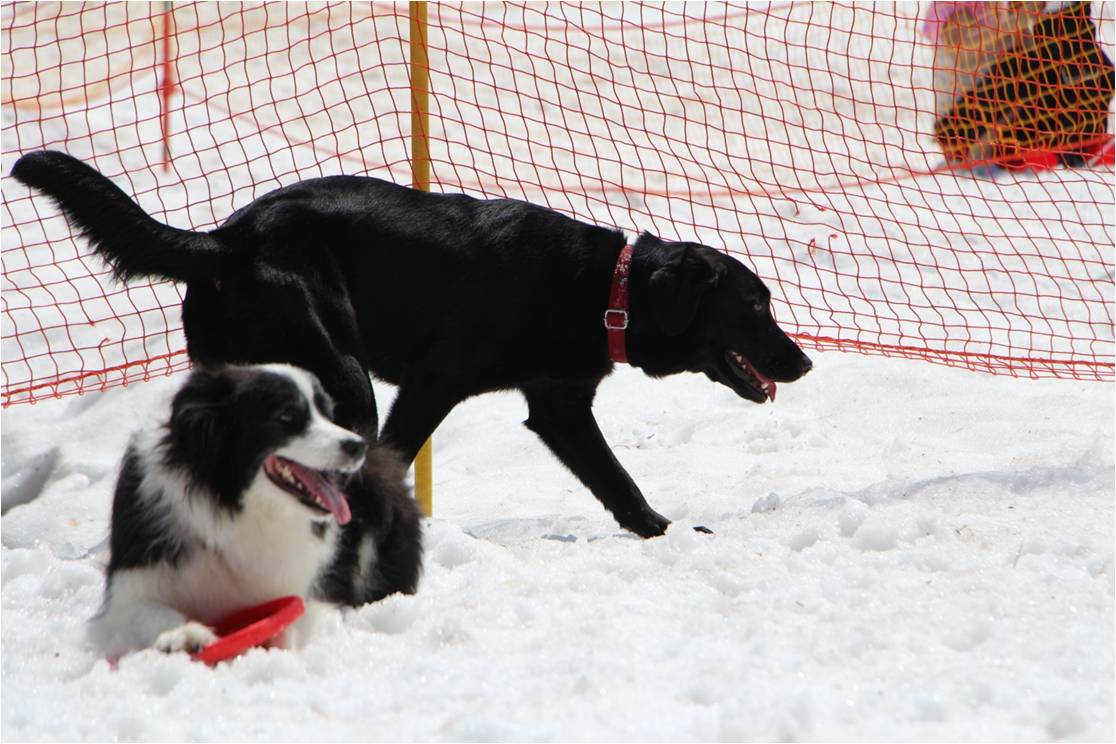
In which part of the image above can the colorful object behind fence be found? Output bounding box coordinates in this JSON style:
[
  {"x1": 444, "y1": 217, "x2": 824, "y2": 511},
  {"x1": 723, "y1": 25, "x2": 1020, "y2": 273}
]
[
  {"x1": 929, "y1": 2, "x2": 1115, "y2": 168},
  {"x1": 190, "y1": 595, "x2": 305, "y2": 666}
]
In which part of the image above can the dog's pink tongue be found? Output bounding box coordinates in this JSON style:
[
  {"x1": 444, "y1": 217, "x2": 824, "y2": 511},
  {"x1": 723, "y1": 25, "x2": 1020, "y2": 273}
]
[
  {"x1": 740, "y1": 356, "x2": 777, "y2": 402},
  {"x1": 761, "y1": 374, "x2": 776, "y2": 402},
  {"x1": 288, "y1": 460, "x2": 352, "y2": 525}
]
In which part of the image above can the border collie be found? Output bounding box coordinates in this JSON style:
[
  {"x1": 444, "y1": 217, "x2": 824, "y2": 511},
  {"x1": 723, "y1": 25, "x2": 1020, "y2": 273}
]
[{"x1": 89, "y1": 364, "x2": 423, "y2": 657}]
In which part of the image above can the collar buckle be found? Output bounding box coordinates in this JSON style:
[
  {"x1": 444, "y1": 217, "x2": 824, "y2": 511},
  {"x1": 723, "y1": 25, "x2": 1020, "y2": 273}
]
[{"x1": 603, "y1": 309, "x2": 629, "y2": 330}]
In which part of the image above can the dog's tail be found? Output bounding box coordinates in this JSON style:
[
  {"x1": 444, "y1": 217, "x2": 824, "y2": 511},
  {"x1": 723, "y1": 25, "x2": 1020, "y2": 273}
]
[{"x1": 10, "y1": 150, "x2": 227, "y2": 283}]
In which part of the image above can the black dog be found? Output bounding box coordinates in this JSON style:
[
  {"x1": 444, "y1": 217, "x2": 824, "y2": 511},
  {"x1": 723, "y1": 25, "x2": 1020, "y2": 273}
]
[{"x1": 11, "y1": 151, "x2": 813, "y2": 538}]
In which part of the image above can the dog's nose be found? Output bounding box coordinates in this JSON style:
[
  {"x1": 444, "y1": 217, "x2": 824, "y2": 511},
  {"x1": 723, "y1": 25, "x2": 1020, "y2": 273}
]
[
  {"x1": 340, "y1": 438, "x2": 366, "y2": 458},
  {"x1": 800, "y1": 354, "x2": 813, "y2": 375}
]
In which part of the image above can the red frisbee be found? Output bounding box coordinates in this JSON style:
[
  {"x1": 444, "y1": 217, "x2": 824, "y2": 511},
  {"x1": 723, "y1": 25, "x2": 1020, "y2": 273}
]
[
  {"x1": 1002, "y1": 148, "x2": 1059, "y2": 172},
  {"x1": 1083, "y1": 135, "x2": 1115, "y2": 167},
  {"x1": 191, "y1": 595, "x2": 305, "y2": 665}
]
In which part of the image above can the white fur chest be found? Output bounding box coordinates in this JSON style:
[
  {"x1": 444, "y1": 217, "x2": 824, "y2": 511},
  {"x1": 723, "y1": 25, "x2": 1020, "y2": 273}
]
[{"x1": 161, "y1": 472, "x2": 338, "y2": 622}]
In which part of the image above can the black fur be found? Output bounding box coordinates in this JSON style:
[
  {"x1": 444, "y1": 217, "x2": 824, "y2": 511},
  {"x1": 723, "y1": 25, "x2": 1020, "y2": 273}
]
[
  {"x1": 161, "y1": 365, "x2": 320, "y2": 510},
  {"x1": 107, "y1": 449, "x2": 186, "y2": 574},
  {"x1": 12, "y1": 151, "x2": 813, "y2": 538},
  {"x1": 316, "y1": 447, "x2": 424, "y2": 604},
  {"x1": 9, "y1": 151, "x2": 227, "y2": 283}
]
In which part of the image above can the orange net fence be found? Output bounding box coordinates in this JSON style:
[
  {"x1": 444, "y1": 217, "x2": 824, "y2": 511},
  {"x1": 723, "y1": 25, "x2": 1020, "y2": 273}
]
[{"x1": 2, "y1": 1, "x2": 1113, "y2": 406}]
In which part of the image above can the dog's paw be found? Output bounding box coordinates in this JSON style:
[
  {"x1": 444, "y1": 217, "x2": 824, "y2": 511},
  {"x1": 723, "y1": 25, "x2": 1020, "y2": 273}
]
[
  {"x1": 625, "y1": 511, "x2": 671, "y2": 539},
  {"x1": 153, "y1": 621, "x2": 217, "y2": 654}
]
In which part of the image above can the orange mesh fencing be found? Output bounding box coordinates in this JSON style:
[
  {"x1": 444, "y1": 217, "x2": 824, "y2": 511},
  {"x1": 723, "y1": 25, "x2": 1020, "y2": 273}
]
[{"x1": 2, "y1": 2, "x2": 1113, "y2": 406}]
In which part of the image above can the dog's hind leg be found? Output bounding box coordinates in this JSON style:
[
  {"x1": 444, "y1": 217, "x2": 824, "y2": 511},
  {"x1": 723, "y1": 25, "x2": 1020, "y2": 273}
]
[
  {"x1": 362, "y1": 492, "x2": 424, "y2": 602},
  {"x1": 301, "y1": 284, "x2": 381, "y2": 439},
  {"x1": 522, "y1": 382, "x2": 670, "y2": 539},
  {"x1": 270, "y1": 286, "x2": 379, "y2": 440},
  {"x1": 315, "y1": 352, "x2": 377, "y2": 440},
  {"x1": 183, "y1": 280, "x2": 378, "y2": 439}
]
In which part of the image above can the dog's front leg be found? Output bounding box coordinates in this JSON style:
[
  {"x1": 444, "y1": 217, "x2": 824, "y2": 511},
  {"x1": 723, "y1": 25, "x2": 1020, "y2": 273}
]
[
  {"x1": 522, "y1": 382, "x2": 670, "y2": 538},
  {"x1": 379, "y1": 373, "x2": 464, "y2": 464},
  {"x1": 153, "y1": 621, "x2": 218, "y2": 654},
  {"x1": 88, "y1": 581, "x2": 215, "y2": 658}
]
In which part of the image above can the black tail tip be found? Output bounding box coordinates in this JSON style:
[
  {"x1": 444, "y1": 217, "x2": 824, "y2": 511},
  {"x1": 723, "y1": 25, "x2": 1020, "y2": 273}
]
[
  {"x1": 10, "y1": 150, "x2": 46, "y2": 183},
  {"x1": 10, "y1": 150, "x2": 70, "y2": 185}
]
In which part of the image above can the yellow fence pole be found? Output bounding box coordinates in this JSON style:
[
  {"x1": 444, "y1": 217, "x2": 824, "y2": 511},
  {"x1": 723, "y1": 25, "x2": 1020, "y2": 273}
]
[{"x1": 409, "y1": 1, "x2": 433, "y2": 517}]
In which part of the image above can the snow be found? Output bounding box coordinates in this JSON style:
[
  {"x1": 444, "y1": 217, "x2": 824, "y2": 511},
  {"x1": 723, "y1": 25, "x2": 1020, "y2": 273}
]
[
  {"x1": 3, "y1": 2, "x2": 1114, "y2": 740},
  {"x1": 3, "y1": 350, "x2": 1113, "y2": 741}
]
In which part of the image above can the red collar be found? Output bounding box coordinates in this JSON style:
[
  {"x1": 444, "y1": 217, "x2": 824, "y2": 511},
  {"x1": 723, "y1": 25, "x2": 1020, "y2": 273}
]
[{"x1": 604, "y1": 244, "x2": 633, "y2": 364}]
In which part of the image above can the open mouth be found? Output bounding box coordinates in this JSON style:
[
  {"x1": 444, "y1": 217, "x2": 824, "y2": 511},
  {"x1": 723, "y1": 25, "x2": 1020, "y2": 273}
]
[
  {"x1": 723, "y1": 351, "x2": 777, "y2": 403},
  {"x1": 263, "y1": 455, "x2": 352, "y2": 525}
]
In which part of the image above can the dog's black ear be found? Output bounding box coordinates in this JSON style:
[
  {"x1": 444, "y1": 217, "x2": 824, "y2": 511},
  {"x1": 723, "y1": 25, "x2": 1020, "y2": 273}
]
[
  {"x1": 648, "y1": 246, "x2": 721, "y2": 336},
  {"x1": 167, "y1": 369, "x2": 231, "y2": 469}
]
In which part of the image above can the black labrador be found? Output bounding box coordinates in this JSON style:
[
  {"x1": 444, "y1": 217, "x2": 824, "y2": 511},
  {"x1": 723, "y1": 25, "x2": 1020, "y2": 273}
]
[{"x1": 11, "y1": 150, "x2": 813, "y2": 537}]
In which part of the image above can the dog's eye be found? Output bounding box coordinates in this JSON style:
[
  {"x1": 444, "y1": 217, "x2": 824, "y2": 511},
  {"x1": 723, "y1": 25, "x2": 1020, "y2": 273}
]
[{"x1": 276, "y1": 410, "x2": 298, "y2": 424}]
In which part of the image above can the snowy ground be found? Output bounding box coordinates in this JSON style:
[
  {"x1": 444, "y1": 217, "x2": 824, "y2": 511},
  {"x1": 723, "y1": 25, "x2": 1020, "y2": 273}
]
[
  {"x1": 3, "y1": 2, "x2": 1114, "y2": 740},
  {"x1": 2, "y1": 349, "x2": 1113, "y2": 741}
]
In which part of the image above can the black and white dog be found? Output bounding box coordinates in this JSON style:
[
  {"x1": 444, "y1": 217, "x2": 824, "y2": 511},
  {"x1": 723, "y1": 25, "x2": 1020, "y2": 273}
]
[{"x1": 90, "y1": 364, "x2": 423, "y2": 657}]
